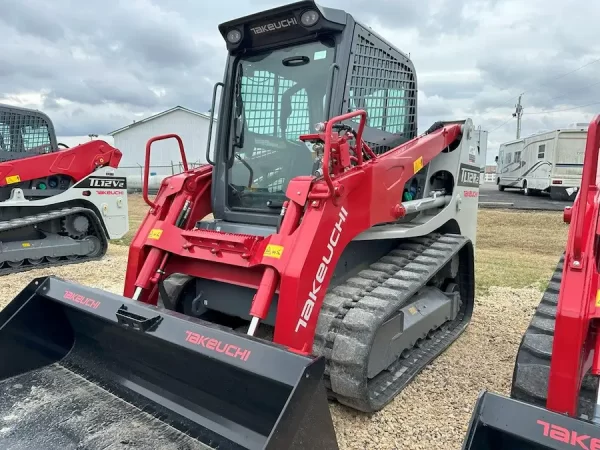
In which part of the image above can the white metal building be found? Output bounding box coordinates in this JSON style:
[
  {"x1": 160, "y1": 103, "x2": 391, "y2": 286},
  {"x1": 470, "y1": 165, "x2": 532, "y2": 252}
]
[
  {"x1": 483, "y1": 165, "x2": 497, "y2": 183},
  {"x1": 109, "y1": 106, "x2": 217, "y2": 189}
]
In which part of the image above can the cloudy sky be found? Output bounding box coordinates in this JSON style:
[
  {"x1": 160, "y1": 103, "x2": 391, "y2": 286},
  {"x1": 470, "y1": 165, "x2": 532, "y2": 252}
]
[{"x1": 2, "y1": 0, "x2": 598, "y2": 163}]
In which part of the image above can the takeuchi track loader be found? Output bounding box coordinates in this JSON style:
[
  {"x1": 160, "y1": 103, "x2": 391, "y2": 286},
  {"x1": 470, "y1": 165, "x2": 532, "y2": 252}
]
[
  {"x1": 0, "y1": 2, "x2": 481, "y2": 449},
  {"x1": 0, "y1": 103, "x2": 129, "y2": 274},
  {"x1": 462, "y1": 114, "x2": 600, "y2": 450}
]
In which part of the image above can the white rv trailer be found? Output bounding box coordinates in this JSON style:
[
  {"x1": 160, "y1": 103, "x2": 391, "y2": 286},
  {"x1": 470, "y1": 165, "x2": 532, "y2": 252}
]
[{"x1": 495, "y1": 124, "x2": 588, "y2": 200}]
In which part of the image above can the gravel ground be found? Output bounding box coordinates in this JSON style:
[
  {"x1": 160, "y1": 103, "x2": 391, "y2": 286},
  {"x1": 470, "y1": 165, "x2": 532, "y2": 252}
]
[
  {"x1": 0, "y1": 246, "x2": 543, "y2": 450},
  {"x1": 331, "y1": 285, "x2": 542, "y2": 450},
  {"x1": 0, "y1": 245, "x2": 129, "y2": 308}
]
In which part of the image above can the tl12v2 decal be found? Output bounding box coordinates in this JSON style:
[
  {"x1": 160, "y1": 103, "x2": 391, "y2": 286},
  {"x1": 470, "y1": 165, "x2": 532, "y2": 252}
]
[
  {"x1": 457, "y1": 163, "x2": 481, "y2": 188},
  {"x1": 75, "y1": 176, "x2": 127, "y2": 189}
]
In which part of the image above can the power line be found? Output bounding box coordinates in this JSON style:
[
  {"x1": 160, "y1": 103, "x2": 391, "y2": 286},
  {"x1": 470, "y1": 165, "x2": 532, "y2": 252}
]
[
  {"x1": 480, "y1": 93, "x2": 524, "y2": 115},
  {"x1": 480, "y1": 58, "x2": 600, "y2": 137},
  {"x1": 488, "y1": 117, "x2": 514, "y2": 134},
  {"x1": 523, "y1": 100, "x2": 600, "y2": 115},
  {"x1": 535, "y1": 56, "x2": 600, "y2": 89},
  {"x1": 477, "y1": 56, "x2": 600, "y2": 116},
  {"x1": 543, "y1": 79, "x2": 600, "y2": 104}
]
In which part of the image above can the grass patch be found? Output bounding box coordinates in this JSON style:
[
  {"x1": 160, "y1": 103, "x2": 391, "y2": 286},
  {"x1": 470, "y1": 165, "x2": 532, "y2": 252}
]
[
  {"x1": 474, "y1": 209, "x2": 567, "y2": 294},
  {"x1": 114, "y1": 195, "x2": 569, "y2": 293}
]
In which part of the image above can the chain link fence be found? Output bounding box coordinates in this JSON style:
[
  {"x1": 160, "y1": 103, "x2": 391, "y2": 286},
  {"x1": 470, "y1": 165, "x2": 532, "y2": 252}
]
[{"x1": 118, "y1": 161, "x2": 205, "y2": 194}]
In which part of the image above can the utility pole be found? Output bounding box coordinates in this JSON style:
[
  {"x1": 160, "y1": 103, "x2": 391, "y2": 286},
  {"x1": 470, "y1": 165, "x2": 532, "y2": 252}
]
[{"x1": 513, "y1": 94, "x2": 524, "y2": 139}]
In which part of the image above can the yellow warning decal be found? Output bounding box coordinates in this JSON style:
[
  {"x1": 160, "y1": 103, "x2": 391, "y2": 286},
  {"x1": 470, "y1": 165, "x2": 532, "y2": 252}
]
[
  {"x1": 264, "y1": 244, "x2": 284, "y2": 259},
  {"x1": 408, "y1": 306, "x2": 418, "y2": 315},
  {"x1": 5, "y1": 175, "x2": 21, "y2": 184},
  {"x1": 148, "y1": 229, "x2": 163, "y2": 240},
  {"x1": 596, "y1": 290, "x2": 600, "y2": 307},
  {"x1": 22, "y1": 242, "x2": 31, "y2": 248},
  {"x1": 413, "y1": 157, "x2": 424, "y2": 174}
]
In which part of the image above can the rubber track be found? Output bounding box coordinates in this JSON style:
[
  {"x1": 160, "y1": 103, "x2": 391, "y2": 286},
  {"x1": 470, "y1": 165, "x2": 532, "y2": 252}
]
[
  {"x1": 0, "y1": 207, "x2": 108, "y2": 276},
  {"x1": 313, "y1": 232, "x2": 473, "y2": 412},
  {"x1": 511, "y1": 253, "x2": 599, "y2": 419}
]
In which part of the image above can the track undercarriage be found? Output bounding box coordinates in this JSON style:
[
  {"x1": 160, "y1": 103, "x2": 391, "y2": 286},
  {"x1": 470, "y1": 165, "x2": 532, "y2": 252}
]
[
  {"x1": 315, "y1": 232, "x2": 474, "y2": 412},
  {"x1": 510, "y1": 254, "x2": 599, "y2": 419},
  {"x1": 0, "y1": 206, "x2": 108, "y2": 275}
]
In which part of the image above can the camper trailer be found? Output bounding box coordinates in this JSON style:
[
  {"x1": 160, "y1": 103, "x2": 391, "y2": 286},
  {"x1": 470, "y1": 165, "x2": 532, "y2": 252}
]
[{"x1": 495, "y1": 125, "x2": 588, "y2": 200}]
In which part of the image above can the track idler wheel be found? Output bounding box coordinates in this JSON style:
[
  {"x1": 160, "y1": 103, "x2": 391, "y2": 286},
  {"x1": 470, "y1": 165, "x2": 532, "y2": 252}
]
[{"x1": 84, "y1": 236, "x2": 103, "y2": 258}]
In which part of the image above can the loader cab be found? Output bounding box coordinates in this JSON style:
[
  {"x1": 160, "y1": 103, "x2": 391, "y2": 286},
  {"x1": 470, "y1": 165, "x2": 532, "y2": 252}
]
[
  {"x1": 0, "y1": 104, "x2": 59, "y2": 162},
  {"x1": 204, "y1": 1, "x2": 418, "y2": 233}
]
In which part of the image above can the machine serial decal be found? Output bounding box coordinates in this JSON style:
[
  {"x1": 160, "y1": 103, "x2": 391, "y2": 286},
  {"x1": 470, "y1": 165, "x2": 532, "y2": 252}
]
[
  {"x1": 5, "y1": 175, "x2": 20, "y2": 184},
  {"x1": 63, "y1": 290, "x2": 101, "y2": 310},
  {"x1": 263, "y1": 244, "x2": 284, "y2": 259},
  {"x1": 185, "y1": 331, "x2": 252, "y2": 361},
  {"x1": 296, "y1": 206, "x2": 349, "y2": 332},
  {"x1": 457, "y1": 163, "x2": 480, "y2": 188},
  {"x1": 537, "y1": 419, "x2": 599, "y2": 449}
]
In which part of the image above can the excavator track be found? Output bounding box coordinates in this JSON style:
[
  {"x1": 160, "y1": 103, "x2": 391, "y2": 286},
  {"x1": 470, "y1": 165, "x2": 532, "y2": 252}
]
[
  {"x1": 510, "y1": 253, "x2": 600, "y2": 419},
  {"x1": 314, "y1": 232, "x2": 474, "y2": 412},
  {"x1": 0, "y1": 207, "x2": 108, "y2": 276}
]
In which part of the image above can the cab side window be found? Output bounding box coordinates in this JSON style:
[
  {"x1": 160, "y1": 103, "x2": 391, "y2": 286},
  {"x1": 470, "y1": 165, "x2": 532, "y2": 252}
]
[{"x1": 538, "y1": 144, "x2": 545, "y2": 159}]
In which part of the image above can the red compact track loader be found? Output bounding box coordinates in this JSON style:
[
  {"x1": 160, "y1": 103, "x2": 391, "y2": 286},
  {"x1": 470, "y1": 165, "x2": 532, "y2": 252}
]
[
  {"x1": 0, "y1": 2, "x2": 481, "y2": 449},
  {"x1": 462, "y1": 114, "x2": 600, "y2": 450},
  {"x1": 0, "y1": 103, "x2": 129, "y2": 274}
]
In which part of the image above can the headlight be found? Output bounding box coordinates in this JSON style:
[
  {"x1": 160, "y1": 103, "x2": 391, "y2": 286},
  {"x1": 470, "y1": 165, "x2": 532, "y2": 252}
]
[
  {"x1": 300, "y1": 10, "x2": 320, "y2": 27},
  {"x1": 226, "y1": 29, "x2": 242, "y2": 44}
]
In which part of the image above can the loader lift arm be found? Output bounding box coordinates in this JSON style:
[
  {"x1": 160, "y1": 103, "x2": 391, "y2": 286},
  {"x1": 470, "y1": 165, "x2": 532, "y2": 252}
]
[
  {"x1": 124, "y1": 110, "x2": 466, "y2": 354},
  {"x1": 463, "y1": 114, "x2": 600, "y2": 449},
  {"x1": 546, "y1": 113, "x2": 600, "y2": 417},
  {"x1": 0, "y1": 140, "x2": 122, "y2": 194}
]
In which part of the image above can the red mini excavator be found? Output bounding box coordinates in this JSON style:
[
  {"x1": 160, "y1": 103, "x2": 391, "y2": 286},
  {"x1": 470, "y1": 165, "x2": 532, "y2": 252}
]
[
  {"x1": 463, "y1": 114, "x2": 600, "y2": 449},
  {"x1": 0, "y1": 2, "x2": 482, "y2": 449}
]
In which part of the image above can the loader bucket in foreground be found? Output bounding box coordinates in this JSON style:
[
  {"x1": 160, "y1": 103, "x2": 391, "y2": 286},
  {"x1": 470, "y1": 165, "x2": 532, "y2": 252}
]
[
  {"x1": 462, "y1": 390, "x2": 600, "y2": 450},
  {"x1": 0, "y1": 276, "x2": 339, "y2": 450}
]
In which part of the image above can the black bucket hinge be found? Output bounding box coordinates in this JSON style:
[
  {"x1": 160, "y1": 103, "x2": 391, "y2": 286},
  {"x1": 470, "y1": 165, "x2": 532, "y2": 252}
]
[{"x1": 116, "y1": 305, "x2": 162, "y2": 332}]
